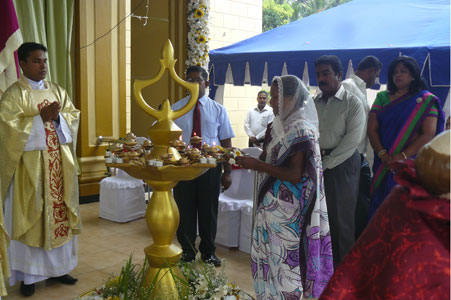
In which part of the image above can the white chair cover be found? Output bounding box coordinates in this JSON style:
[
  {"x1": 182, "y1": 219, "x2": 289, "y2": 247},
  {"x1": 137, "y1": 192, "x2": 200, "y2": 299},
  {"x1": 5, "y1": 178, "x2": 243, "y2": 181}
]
[
  {"x1": 215, "y1": 147, "x2": 262, "y2": 248},
  {"x1": 220, "y1": 147, "x2": 262, "y2": 201},
  {"x1": 99, "y1": 169, "x2": 146, "y2": 222},
  {"x1": 239, "y1": 200, "x2": 253, "y2": 254},
  {"x1": 216, "y1": 208, "x2": 241, "y2": 247}
]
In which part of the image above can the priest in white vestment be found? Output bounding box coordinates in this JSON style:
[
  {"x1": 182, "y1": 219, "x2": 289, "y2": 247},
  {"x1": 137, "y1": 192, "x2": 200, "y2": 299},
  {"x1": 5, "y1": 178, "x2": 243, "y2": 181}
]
[{"x1": 0, "y1": 42, "x2": 81, "y2": 297}]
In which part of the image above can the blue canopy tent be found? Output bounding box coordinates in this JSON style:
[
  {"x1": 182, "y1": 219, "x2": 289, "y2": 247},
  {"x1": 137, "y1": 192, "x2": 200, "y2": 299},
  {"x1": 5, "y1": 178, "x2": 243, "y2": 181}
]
[{"x1": 209, "y1": 0, "x2": 450, "y2": 104}]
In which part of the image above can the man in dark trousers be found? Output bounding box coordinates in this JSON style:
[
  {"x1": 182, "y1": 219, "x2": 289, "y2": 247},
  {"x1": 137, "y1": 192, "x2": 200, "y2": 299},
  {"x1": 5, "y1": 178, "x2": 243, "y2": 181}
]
[
  {"x1": 172, "y1": 66, "x2": 234, "y2": 267},
  {"x1": 313, "y1": 55, "x2": 365, "y2": 268},
  {"x1": 342, "y1": 56, "x2": 382, "y2": 239}
]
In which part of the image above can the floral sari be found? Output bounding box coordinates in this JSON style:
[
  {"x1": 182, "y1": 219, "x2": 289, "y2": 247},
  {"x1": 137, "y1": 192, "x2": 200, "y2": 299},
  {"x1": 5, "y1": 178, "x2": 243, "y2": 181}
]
[
  {"x1": 369, "y1": 90, "x2": 444, "y2": 219},
  {"x1": 251, "y1": 119, "x2": 333, "y2": 300}
]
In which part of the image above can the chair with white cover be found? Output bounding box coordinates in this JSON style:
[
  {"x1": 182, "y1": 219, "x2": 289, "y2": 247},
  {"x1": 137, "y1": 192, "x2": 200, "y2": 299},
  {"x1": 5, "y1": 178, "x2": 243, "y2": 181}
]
[
  {"x1": 239, "y1": 200, "x2": 254, "y2": 254},
  {"x1": 216, "y1": 147, "x2": 262, "y2": 248},
  {"x1": 99, "y1": 169, "x2": 146, "y2": 222}
]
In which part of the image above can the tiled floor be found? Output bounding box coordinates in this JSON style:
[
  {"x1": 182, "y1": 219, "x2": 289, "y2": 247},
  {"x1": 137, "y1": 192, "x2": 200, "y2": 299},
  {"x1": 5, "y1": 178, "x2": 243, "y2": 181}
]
[{"x1": 4, "y1": 202, "x2": 254, "y2": 299}]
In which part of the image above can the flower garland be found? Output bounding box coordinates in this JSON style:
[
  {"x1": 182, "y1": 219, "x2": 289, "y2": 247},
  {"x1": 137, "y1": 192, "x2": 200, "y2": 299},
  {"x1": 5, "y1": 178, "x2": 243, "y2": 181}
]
[
  {"x1": 74, "y1": 256, "x2": 253, "y2": 300},
  {"x1": 186, "y1": 0, "x2": 210, "y2": 70},
  {"x1": 180, "y1": 259, "x2": 245, "y2": 300}
]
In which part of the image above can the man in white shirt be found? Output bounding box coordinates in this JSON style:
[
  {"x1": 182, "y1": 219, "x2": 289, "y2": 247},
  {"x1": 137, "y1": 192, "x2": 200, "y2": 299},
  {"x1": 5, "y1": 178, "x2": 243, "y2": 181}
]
[
  {"x1": 244, "y1": 91, "x2": 274, "y2": 147},
  {"x1": 342, "y1": 56, "x2": 382, "y2": 239},
  {"x1": 314, "y1": 55, "x2": 365, "y2": 268},
  {"x1": 172, "y1": 66, "x2": 234, "y2": 267}
]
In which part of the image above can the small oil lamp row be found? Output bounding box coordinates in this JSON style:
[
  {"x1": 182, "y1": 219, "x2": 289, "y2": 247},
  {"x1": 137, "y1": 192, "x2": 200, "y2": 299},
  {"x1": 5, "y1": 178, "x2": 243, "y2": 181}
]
[{"x1": 103, "y1": 133, "x2": 232, "y2": 167}]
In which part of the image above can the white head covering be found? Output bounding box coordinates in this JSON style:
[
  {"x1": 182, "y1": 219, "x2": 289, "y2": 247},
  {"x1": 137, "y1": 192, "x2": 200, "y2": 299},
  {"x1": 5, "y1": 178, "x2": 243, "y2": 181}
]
[{"x1": 271, "y1": 75, "x2": 319, "y2": 136}]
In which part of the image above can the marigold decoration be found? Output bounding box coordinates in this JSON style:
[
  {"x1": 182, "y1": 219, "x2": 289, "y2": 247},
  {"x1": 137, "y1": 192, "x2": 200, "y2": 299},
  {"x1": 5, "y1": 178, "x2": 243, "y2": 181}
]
[{"x1": 186, "y1": 0, "x2": 210, "y2": 69}]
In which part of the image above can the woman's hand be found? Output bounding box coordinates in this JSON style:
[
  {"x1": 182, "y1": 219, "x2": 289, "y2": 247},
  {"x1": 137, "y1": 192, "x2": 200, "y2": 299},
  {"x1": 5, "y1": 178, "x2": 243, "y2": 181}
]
[
  {"x1": 380, "y1": 153, "x2": 392, "y2": 166},
  {"x1": 235, "y1": 156, "x2": 260, "y2": 170},
  {"x1": 380, "y1": 153, "x2": 398, "y2": 173},
  {"x1": 387, "y1": 153, "x2": 407, "y2": 172},
  {"x1": 236, "y1": 151, "x2": 305, "y2": 184},
  {"x1": 391, "y1": 153, "x2": 405, "y2": 162}
]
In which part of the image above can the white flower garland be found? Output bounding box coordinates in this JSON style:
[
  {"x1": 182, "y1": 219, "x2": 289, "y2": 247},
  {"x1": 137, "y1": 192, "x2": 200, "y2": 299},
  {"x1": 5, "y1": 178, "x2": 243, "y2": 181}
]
[
  {"x1": 74, "y1": 257, "x2": 253, "y2": 300},
  {"x1": 186, "y1": 0, "x2": 210, "y2": 70}
]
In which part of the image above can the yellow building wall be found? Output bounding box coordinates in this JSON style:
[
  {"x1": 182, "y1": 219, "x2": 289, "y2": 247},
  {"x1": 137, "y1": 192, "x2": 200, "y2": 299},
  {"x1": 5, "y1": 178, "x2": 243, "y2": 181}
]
[
  {"x1": 130, "y1": 0, "x2": 187, "y2": 138},
  {"x1": 74, "y1": 0, "x2": 129, "y2": 195},
  {"x1": 73, "y1": 0, "x2": 187, "y2": 195},
  {"x1": 73, "y1": 0, "x2": 260, "y2": 194},
  {"x1": 209, "y1": 0, "x2": 264, "y2": 149}
]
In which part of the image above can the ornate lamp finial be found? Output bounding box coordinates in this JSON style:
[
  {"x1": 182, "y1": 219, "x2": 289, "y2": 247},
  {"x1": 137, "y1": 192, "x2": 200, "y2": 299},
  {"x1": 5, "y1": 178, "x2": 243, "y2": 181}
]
[{"x1": 133, "y1": 40, "x2": 200, "y2": 158}]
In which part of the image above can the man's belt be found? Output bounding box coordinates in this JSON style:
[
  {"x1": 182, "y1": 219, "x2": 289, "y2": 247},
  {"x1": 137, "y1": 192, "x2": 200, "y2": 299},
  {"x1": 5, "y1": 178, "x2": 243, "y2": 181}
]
[{"x1": 321, "y1": 149, "x2": 333, "y2": 156}]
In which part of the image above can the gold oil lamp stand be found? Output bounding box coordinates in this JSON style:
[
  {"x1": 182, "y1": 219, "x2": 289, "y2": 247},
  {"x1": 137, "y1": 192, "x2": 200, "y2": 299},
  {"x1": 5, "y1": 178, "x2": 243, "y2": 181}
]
[{"x1": 106, "y1": 40, "x2": 215, "y2": 299}]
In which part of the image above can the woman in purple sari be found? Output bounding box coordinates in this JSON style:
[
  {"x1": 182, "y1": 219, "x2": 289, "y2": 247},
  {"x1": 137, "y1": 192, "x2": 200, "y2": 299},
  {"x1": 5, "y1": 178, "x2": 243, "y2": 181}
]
[
  {"x1": 236, "y1": 75, "x2": 333, "y2": 299},
  {"x1": 368, "y1": 56, "x2": 445, "y2": 219}
]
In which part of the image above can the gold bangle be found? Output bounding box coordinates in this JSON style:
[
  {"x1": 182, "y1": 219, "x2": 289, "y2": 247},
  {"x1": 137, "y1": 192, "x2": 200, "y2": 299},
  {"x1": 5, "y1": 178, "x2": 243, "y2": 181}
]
[
  {"x1": 401, "y1": 151, "x2": 407, "y2": 159},
  {"x1": 377, "y1": 149, "x2": 387, "y2": 158}
]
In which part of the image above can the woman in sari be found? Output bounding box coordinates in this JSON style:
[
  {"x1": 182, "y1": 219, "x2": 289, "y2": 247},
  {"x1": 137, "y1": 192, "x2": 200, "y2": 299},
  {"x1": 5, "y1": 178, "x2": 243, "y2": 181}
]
[
  {"x1": 236, "y1": 75, "x2": 333, "y2": 300},
  {"x1": 368, "y1": 56, "x2": 445, "y2": 219}
]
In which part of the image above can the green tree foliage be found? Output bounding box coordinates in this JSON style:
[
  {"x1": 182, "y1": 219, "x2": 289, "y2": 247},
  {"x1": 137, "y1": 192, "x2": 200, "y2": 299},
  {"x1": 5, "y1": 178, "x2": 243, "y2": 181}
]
[
  {"x1": 263, "y1": 0, "x2": 352, "y2": 31},
  {"x1": 263, "y1": 0, "x2": 294, "y2": 32}
]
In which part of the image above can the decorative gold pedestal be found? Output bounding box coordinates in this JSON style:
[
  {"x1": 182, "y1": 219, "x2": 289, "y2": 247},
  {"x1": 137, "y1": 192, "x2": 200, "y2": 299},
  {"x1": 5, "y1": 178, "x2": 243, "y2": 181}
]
[
  {"x1": 107, "y1": 40, "x2": 212, "y2": 299},
  {"x1": 109, "y1": 164, "x2": 214, "y2": 298}
]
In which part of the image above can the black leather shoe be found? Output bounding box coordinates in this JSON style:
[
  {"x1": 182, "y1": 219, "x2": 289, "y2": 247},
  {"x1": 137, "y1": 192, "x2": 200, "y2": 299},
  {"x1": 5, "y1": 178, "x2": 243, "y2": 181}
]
[
  {"x1": 20, "y1": 282, "x2": 35, "y2": 297},
  {"x1": 201, "y1": 253, "x2": 222, "y2": 267},
  {"x1": 49, "y1": 274, "x2": 78, "y2": 285},
  {"x1": 180, "y1": 252, "x2": 196, "y2": 263}
]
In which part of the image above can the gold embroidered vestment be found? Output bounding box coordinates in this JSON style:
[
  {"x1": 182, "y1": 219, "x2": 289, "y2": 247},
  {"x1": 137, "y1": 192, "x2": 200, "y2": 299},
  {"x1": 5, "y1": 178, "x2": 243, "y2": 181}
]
[{"x1": 0, "y1": 77, "x2": 81, "y2": 253}]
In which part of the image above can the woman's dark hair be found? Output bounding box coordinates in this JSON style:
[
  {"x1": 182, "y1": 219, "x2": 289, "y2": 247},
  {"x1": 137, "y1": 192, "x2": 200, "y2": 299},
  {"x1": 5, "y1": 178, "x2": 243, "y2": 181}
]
[
  {"x1": 387, "y1": 56, "x2": 428, "y2": 95},
  {"x1": 18, "y1": 42, "x2": 47, "y2": 62}
]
